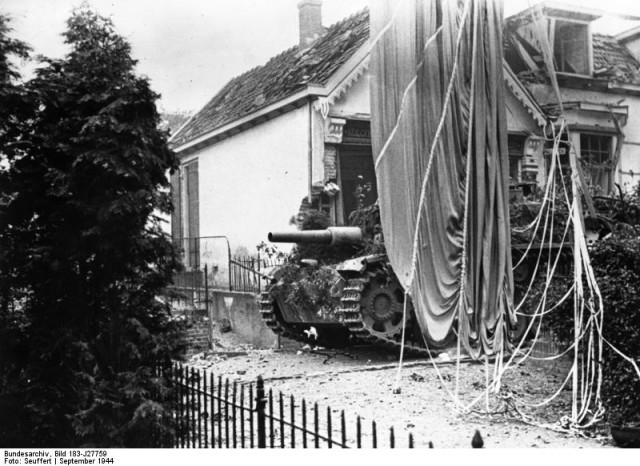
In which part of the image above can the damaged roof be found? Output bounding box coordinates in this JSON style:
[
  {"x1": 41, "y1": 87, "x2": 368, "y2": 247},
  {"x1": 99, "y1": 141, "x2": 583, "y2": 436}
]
[
  {"x1": 592, "y1": 33, "x2": 640, "y2": 83},
  {"x1": 504, "y1": 25, "x2": 640, "y2": 86},
  {"x1": 171, "y1": 8, "x2": 369, "y2": 148}
]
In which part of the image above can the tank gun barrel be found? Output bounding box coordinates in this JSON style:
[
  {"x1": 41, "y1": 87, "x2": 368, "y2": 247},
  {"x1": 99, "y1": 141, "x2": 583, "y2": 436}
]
[{"x1": 268, "y1": 227, "x2": 362, "y2": 246}]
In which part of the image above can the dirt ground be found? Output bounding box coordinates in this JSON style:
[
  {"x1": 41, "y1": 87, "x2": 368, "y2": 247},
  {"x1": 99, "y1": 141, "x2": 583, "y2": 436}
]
[{"x1": 186, "y1": 323, "x2": 614, "y2": 448}]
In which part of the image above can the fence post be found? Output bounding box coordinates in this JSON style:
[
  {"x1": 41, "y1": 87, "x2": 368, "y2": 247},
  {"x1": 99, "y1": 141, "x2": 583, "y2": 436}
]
[
  {"x1": 256, "y1": 376, "x2": 267, "y2": 448},
  {"x1": 257, "y1": 253, "x2": 261, "y2": 293},
  {"x1": 205, "y1": 264, "x2": 213, "y2": 350}
]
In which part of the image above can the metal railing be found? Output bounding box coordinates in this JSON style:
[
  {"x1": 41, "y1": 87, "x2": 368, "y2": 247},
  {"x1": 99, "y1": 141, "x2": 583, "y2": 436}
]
[
  {"x1": 155, "y1": 362, "x2": 422, "y2": 448},
  {"x1": 169, "y1": 264, "x2": 210, "y2": 313},
  {"x1": 229, "y1": 255, "x2": 285, "y2": 294},
  {"x1": 169, "y1": 237, "x2": 286, "y2": 302}
]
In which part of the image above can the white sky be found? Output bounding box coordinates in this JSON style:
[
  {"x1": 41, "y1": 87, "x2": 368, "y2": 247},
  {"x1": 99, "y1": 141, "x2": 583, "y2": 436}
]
[{"x1": 2, "y1": 0, "x2": 640, "y2": 113}]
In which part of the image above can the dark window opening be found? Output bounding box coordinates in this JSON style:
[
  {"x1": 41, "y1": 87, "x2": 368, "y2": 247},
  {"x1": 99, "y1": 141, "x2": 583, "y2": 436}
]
[
  {"x1": 338, "y1": 144, "x2": 377, "y2": 224},
  {"x1": 580, "y1": 133, "x2": 612, "y2": 194},
  {"x1": 553, "y1": 20, "x2": 590, "y2": 75}
]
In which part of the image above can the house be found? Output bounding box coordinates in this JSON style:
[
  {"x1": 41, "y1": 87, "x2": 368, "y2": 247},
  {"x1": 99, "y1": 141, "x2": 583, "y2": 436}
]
[
  {"x1": 504, "y1": 2, "x2": 640, "y2": 196},
  {"x1": 169, "y1": 1, "x2": 548, "y2": 286}
]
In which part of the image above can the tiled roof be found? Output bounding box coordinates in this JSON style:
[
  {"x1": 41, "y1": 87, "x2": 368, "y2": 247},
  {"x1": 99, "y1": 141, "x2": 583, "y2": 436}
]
[
  {"x1": 505, "y1": 28, "x2": 640, "y2": 86},
  {"x1": 592, "y1": 33, "x2": 640, "y2": 84},
  {"x1": 171, "y1": 9, "x2": 369, "y2": 148}
]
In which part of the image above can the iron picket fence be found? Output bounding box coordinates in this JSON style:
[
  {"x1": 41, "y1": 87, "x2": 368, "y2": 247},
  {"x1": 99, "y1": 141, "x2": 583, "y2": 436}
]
[
  {"x1": 154, "y1": 361, "x2": 422, "y2": 448},
  {"x1": 168, "y1": 236, "x2": 287, "y2": 310},
  {"x1": 229, "y1": 254, "x2": 285, "y2": 294}
]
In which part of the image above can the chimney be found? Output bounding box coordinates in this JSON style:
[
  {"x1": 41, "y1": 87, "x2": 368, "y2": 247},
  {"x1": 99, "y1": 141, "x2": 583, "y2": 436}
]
[{"x1": 298, "y1": 0, "x2": 323, "y2": 48}]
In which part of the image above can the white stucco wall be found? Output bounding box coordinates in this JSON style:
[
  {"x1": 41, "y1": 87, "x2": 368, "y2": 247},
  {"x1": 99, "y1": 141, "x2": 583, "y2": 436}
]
[
  {"x1": 311, "y1": 109, "x2": 326, "y2": 186},
  {"x1": 191, "y1": 106, "x2": 310, "y2": 253},
  {"x1": 527, "y1": 84, "x2": 640, "y2": 191},
  {"x1": 621, "y1": 36, "x2": 640, "y2": 63},
  {"x1": 329, "y1": 72, "x2": 371, "y2": 119}
]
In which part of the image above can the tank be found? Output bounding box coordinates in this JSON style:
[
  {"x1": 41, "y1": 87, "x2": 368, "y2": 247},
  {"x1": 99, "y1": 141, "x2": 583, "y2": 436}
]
[
  {"x1": 259, "y1": 227, "x2": 433, "y2": 355},
  {"x1": 259, "y1": 226, "x2": 546, "y2": 353}
]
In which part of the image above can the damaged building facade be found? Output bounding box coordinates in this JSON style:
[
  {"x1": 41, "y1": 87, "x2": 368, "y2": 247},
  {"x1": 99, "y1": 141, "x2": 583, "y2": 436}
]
[
  {"x1": 505, "y1": 2, "x2": 640, "y2": 195},
  {"x1": 169, "y1": 1, "x2": 640, "y2": 283}
]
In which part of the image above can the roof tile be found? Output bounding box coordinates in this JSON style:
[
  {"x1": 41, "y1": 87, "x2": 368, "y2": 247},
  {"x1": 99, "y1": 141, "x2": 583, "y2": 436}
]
[
  {"x1": 171, "y1": 8, "x2": 369, "y2": 148},
  {"x1": 592, "y1": 33, "x2": 640, "y2": 83}
]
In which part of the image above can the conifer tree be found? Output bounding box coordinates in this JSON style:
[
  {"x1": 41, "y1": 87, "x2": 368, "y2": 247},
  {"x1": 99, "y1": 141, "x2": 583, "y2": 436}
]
[{"x1": 0, "y1": 7, "x2": 184, "y2": 447}]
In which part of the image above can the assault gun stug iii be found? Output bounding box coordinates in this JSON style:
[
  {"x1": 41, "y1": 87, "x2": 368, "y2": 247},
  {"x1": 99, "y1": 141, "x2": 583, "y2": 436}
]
[
  {"x1": 259, "y1": 225, "x2": 538, "y2": 353},
  {"x1": 259, "y1": 227, "x2": 434, "y2": 354}
]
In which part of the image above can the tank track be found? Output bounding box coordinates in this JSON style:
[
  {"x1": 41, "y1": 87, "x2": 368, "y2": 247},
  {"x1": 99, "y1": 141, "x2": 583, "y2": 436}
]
[
  {"x1": 337, "y1": 277, "x2": 438, "y2": 357},
  {"x1": 260, "y1": 279, "x2": 443, "y2": 357},
  {"x1": 258, "y1": 291, "x2": 287, "y2": 337},
  {"x1": 258, "y1": 291, "x2": 349, "y2": 347}
]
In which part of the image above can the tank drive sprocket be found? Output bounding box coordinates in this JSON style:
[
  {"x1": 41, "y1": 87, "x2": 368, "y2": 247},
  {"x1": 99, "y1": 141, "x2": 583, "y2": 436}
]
[{"x1": 337, "y1": 271, "x2": 434, "y2": 357}]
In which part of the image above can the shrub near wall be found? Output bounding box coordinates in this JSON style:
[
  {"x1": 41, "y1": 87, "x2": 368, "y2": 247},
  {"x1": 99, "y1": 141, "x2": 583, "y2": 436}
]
[
  {"x1": 544, "y1": 238, "x2": 640, "y2": 425},
  {"x1": 589, "y1": 239, "x2": 640, "y2": 425}
]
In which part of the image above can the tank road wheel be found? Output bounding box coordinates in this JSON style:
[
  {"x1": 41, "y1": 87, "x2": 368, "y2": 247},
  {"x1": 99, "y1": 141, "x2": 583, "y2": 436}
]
[
  {"x1": 359, "y1": 273, "x2": 411, "y2": 341},
  {"x1": 259, "y1": 289, "x2": 351, "y2": 348},
  {"x1": 338, "y1": 272, "x2": 432, "y2": 356}
]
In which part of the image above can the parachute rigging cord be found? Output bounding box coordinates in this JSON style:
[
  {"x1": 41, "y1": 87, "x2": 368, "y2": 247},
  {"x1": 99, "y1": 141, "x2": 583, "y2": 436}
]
[
  {"x1": 388, "y1": 0, "x2": 473, "y2": 396},
  {"x1": 455, "y1": 0, "x2": 640, "y2": 432},
  {"x1": 371, "y1": 0, "x2": 640, "y2": 433}
]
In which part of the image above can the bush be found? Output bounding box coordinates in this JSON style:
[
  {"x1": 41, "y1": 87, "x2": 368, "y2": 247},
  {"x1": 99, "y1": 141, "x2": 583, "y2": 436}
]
[
  {"x1": 541, "y1": 238, "x2": 640, "y2": 425},
  {"x1": 279, "y1": 264, "x2": 341, "y2": 320},
  {"x1": 348, "y1": 202, "x2": 386, "y2": 256}
]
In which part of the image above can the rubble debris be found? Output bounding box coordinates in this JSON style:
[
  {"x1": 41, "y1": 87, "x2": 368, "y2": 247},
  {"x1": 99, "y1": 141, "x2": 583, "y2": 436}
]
[{"x1": 218, "y1": 318, "x2": 232, "y2": 333}]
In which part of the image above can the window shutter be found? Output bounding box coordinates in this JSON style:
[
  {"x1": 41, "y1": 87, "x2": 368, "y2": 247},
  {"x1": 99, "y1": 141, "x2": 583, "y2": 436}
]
[
  {"x1": 186, "y1": 161, "x2": 199, "y2": 239},
  {"x1": 170, "y1": 169, "x2": 182, "y2": 241},
  {"x1": 186, "y1": 161, "x2": 200, "y2": 268}
]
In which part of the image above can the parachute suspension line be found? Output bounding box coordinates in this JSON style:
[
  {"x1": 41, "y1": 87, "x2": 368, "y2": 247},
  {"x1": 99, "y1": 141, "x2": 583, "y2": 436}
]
[
  {"x1": 406, "y1": 0, "x2": 473, "y2": 290},
  {"x1": 389, "y1": 7, "x2": 446, "y2": 397},
  {"x1": 529, "y1": 2, "x2": 564, "y2": 113},
  {"x1": 503, "y1": 125, "x2": 571, "y2": 366},
  {"x1": 448, "y1": 117, "x2": 578, "y2": 418},
  {"x1": 456, "y1": 123, "x2": 577, "y2": 418},
  {"x1": 456, "y1": 0, "x2": 479, "y2": 398},
  {"x1": 501, "y1": 3, "x2": 609, "y2": 426},
  {"x1": 509, "y1": 125, "x2": 555, "y2": 234},
  {"x1": 454, "y1": 324, "x2": 462, "y2": 398},
  {"x1": 388, "y1": 0, "x2": 472, "y2": 404},
  {"x1": 509, "y1": 124, "x2": 565, "y2": 318},
  {"x1": 485, "y1": 356, "x2": 490, "y2": 411},
  {"x1": 511, "y1": 165, "x2": 557, "y2": 317},
  {"x1": 511, "y1": 120, "x2": 564, "y2": 276},
  {"x1": 512, "y1": 120, "x2": 572, "y2": 324},
  {"x1": 392, "y1": 293, "x2": 409, "y2": 394},
  {"x1": 368, "y1": 0, "x2": 410, "y2": 59},
  {"x1": 417, "y1": 330, "x2": 467, "y2": 412}
]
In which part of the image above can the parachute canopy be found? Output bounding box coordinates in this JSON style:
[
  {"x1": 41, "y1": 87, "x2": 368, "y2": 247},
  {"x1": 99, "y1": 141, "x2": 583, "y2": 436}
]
[{"x1": 369, "y1": 0, "x2": 515, "y2": 358}]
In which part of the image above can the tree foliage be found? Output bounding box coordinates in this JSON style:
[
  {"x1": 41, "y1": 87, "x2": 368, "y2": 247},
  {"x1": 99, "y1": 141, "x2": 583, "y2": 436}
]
[
  {"x1": 0, "y1": 8, "x2": 184, "y2": 447},
  {"x1": 530, "y1": 238, "x2": 640, "y2": 425}
]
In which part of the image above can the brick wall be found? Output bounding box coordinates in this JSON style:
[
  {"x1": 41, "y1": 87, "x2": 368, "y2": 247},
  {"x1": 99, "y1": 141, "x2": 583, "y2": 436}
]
[
  {"x1": 298, "y1": 0, "x2": 323, "y2": 47},
  {"x1": 323, "y1": 145, "x2": 337, "y2": 182},
  {"x1": 184, "y1": 316, "x2": 210, "y2": 354}
]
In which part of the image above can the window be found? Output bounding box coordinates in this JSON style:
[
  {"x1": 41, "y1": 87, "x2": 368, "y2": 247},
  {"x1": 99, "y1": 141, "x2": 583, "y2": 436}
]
[
  {"x1": 553, "y1": 20, "x2": 590, "y2": 75},
  {"x1": 337, "y1": 144, "x2": 377, "y2": 224},
  {"x1": 580, "y1": 134, "x2": 612, "y2": 194}
]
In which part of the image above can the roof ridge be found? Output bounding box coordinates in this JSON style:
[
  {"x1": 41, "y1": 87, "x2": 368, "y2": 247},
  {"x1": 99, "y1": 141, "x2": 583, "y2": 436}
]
[
  {"x1": 227, "y1": 45, "x2": 300, "y2": 84},
  {"x1": 324, "y1": 6, "x2": 369, "y2": 31},
  {"x1": 171, "y1": 7, "x2": 371, "y2": 149},
  {"x1": 593, "y1": 32, "x2": 617, "y2": 39}
]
